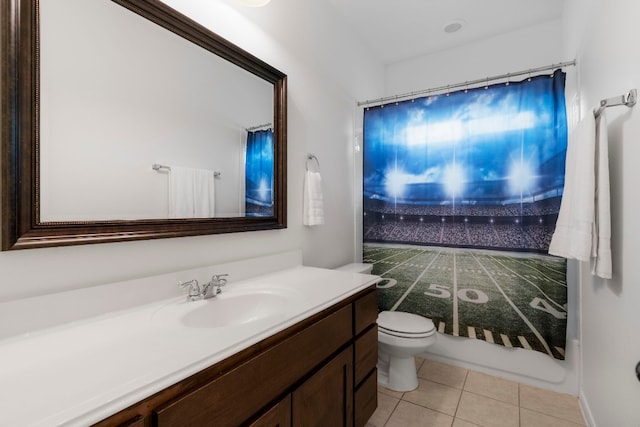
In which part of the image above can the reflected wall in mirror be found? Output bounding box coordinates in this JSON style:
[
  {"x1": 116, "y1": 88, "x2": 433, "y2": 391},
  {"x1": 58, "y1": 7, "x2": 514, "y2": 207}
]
[{"x1": 1, "y1": 0, "x2": 287, "y2": 250}]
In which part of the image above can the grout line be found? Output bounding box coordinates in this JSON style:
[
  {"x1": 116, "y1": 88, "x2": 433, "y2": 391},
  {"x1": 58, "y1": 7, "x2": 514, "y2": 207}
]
[{"x1": 384, "y1": 397, "x2": 402, "y2": 427}]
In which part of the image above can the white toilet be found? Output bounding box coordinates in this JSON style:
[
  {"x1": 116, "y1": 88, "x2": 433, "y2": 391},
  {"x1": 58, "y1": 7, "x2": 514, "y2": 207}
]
[
  {"x1": 334, "y1": 263, "x2": 437, "y2": 392},
  {"x1": 377, "y1": 310, "x2": 436, "y2": 391}
]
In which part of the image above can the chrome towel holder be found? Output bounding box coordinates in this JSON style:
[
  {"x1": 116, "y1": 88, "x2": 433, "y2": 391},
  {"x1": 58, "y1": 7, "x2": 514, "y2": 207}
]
[
  {"x1": 306, "y1": 154, "x2": 320, "y2": 172},
  {"x1": 594, "y1": 88, "x2": 637, "y2": 117},
  {"x1": 152, "y1": 163, "x2": 221, "y2": 177}
]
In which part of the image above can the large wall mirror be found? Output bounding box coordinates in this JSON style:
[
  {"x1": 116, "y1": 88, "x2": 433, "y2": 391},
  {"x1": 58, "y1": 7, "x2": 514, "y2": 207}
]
[{"x1": 1, "y1": 0, "x2": 287, "y2": 250}]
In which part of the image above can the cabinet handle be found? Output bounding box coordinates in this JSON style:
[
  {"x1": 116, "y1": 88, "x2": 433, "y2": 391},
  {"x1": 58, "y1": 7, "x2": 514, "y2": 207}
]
[{"x1": 636, "y1": 361, "x2": 640, "y2": 382}]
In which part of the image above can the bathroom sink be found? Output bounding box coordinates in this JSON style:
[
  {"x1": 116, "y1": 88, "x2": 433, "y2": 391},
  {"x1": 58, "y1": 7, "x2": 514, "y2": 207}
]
[
  {"x1": 153, "y1": 288, "x2": 300, "y2": 329},
  {"x1": 181, "y1": 292, "x2": 291, "y2": 328}
]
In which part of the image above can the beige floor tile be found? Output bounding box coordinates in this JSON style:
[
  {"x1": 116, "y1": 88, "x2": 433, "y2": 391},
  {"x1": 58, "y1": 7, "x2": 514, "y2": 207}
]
[
  {"x1": 366, "y1": 392, "x2": 400, "y2": 427},
  {"x1": 385, "y1": 401, "x2": 454, "y2": 427},
  {"x1": 416, "y1": 356, "x2": 426, "y2": 371},
  {"x1": 456, "y1": 391, "x2": 519, "y2": 427},
  {"x1": 520, "y1": 407, "x2": 586, "y2": 427},
  {"x1": 378, "y1": 384, "x2": 404, "y2": 399},
  {"x1": 452, "y1": 419, "x2": 481, "y2": 427},
  {"x1": 418, "y1": 359, "x2": 468, "y2": 389},
  {"x1": 520, "y1": 384, "x2": 585, "y2": 425},
  {"x1": 463, "y1": 370, "x2": 519, "y2": 406},
  {"x1": 403, "y1": 378, "x2": 462, "y2": 416}
]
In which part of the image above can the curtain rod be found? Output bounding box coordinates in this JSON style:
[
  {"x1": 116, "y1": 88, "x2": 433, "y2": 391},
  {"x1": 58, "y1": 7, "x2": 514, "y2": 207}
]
[
  {"x1": 357, "y1": 60, "x2": 577, "y2": 107},
  {"x1": 246, "y1": 122, "x2": 273, "y2": 132}
]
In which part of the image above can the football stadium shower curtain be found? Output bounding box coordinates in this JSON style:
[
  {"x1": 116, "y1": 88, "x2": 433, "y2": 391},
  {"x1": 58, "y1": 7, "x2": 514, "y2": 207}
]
[
  {"x1": 363, "y1": 70, "x2": 569, "y2": 359},
  {"x1": 245, "y1": 129, "x2": 274, "y2": 217}
]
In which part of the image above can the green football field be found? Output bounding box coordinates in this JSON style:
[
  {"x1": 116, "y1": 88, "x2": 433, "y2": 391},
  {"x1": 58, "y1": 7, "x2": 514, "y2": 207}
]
[{"x1": 364, "y1": 243, "x2": 568, "y2": 359}]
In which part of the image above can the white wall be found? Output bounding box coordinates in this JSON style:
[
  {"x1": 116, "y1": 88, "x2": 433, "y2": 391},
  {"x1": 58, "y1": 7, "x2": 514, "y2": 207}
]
[
  {"x1": 385, "y1": 20, "x2": 565, "y2": 98},
  {"x1": 562, "y1": 1, "x2": 640, "y2": 426},
  {"x1": 381, "y1": 19, "x2": 583, "y2": 395},
  {"x1": 0, "y1": 0, "x2": 384, "y2": 302},
  {"x1": 40, "y1": 0, "x2": 272, "y2": 220}
]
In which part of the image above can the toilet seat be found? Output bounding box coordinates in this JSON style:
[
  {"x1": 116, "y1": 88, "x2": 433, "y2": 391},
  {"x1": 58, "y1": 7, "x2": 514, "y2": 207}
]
[{"x1": 378, "y1": 311, "x2": 436, "y2": 338}]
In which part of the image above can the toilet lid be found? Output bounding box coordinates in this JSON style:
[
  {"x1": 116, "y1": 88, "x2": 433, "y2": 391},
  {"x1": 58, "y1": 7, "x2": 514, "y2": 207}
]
[{"x1": 378, "y1": 311, "x2": 436, "y2": 338}]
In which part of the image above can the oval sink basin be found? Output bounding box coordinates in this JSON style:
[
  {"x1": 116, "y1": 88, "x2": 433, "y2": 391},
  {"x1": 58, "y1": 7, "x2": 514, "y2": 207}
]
[{"x1": 179, "y1": 291, "x2": 292, "y2": 329}]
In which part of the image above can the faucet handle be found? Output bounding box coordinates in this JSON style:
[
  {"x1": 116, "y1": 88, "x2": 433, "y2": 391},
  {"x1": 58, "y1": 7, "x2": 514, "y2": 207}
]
[
  {"x1": 179, "y1": 279, "x2": 201, "y2": 300},
  {"x1": 211, "y1": 274, "x2": 229, "y2": 286}
]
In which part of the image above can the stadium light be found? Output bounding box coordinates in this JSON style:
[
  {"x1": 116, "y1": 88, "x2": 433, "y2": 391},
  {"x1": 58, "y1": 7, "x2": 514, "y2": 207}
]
[
  {"x1": 257, "y1": 178, "x2": 270, "y2": 202},
  {"x1": 443, "y1": 163, "x2": 465, "y2": 197},
  {"x1": 508, "y1": 160, "x2": 535, "y2": 196},
  {"x1": 385, "y1": 169, "x2": 407, "y2": 198}
]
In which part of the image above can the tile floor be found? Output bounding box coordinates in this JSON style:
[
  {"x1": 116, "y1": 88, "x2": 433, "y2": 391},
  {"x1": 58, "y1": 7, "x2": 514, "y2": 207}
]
[{"x1": 367, "y1": 358, "x2": 586, "y2": 427}]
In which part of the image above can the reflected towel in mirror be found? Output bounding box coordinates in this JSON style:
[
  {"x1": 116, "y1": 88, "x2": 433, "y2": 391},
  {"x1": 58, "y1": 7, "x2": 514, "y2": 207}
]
[
  {"x1": 303, "y1": 171, "x2": 324, "y2": 226},
  {"x1": 169, "y1": 166, "x2": 216, "y2": 218}
]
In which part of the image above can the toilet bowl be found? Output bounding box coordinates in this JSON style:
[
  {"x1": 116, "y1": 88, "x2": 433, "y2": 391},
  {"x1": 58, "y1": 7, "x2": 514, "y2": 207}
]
[{"x1": 377, "y1": 311, "x2": 436, "y2": 391}]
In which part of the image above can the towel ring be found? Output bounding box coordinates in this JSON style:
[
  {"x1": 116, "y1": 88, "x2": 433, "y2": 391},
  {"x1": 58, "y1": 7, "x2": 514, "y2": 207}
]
[{"x1": 306, "y1": 154, "x2": 320, "y2": 172}]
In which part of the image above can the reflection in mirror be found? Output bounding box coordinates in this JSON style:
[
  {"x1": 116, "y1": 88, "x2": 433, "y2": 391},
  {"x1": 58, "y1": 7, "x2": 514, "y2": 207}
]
[
  {"x1": 1, "y1": 0, "x2": 287, "y2": 250},
  {"x1": 40, "y1": 0, "x2": 274, "y2": 221}
]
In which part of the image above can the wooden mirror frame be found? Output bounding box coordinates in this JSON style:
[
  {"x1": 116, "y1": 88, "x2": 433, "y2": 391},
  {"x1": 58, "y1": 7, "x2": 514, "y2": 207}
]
[{"x1": 1, "y1": 0, "x2": 287, "y2": 250}]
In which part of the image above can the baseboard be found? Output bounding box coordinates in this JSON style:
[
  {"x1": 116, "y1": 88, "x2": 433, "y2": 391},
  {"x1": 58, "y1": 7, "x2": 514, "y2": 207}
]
[{"x1": 579, "y1": 389, "x2": 597, "y2": 427}]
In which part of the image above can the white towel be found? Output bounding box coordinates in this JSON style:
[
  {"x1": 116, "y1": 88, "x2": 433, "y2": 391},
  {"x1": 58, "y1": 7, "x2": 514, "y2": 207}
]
[
  {"x1": 548, "y1": 110, "x2": 612, "y2": 279},
  {"x1": 591, "y1": 112, "x2": 612, "y2": 279},
  {"x1": 303, "y1": 170, "x2": 324, "y2": 226},
  {"x1": 549, "y1": 113, "x2": 596, "y2": 261},
  {"x1": 169, "y1": 166, "x2": 216, "y2": 218}
]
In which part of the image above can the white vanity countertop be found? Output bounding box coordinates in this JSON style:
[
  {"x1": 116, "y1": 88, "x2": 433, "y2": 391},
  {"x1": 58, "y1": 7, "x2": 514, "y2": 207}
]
[{"x1": 0, "y1": 265, "x2": 378, "y2": 427}]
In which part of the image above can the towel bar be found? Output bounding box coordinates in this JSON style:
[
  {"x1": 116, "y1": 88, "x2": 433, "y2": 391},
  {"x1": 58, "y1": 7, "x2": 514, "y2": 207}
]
[
  {"x1": 594, "y1": 88, "x2": 637, "y2": 117},
  {"x1": 152, "y1": 163, "x2": 221, "y2": 177}
]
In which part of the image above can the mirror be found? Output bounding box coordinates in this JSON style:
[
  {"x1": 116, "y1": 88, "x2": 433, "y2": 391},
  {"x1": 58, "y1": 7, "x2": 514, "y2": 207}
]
[{"x1": 2, "y1": 0, "x2": 288, "y2": 250}]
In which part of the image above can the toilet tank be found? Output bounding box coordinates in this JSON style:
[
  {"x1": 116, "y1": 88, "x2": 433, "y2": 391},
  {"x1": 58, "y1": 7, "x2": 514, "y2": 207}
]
[{"x1": 334, "y1": 263, "x2": 373, "y2": 274}]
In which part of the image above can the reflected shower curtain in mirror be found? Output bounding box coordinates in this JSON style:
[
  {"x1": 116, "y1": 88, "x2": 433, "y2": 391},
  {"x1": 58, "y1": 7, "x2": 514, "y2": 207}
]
[
  {"x1": 363, "y1": 70, "x2": 569, "y2": 359},
  {"x1": 245, "y1": 129, "x2": 274, "y2": 216}
]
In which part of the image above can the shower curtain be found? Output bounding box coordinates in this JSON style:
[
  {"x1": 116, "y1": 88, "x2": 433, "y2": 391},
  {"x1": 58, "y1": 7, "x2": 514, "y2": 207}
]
[
  {"x1": 245, "y1": 129, "x2": 274, "y2": 217},
  {"x1": 363, "y1": 70, "x2": 569, "y2": 359}
]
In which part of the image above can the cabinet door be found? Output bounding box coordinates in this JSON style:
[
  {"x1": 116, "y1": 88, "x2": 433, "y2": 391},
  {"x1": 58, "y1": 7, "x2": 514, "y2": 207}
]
[
  {"x1": 292, "y1": 347, "x2": 353, "y2": 427},
  {"x1": 248, "y1": 395, "x2": 291, "y2": 427}
]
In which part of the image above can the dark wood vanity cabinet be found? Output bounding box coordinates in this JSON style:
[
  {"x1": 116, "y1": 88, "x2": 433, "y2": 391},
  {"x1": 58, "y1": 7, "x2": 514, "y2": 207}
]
[{"x1": 93, "y1": 285, "x2": 378, "y2": 427}]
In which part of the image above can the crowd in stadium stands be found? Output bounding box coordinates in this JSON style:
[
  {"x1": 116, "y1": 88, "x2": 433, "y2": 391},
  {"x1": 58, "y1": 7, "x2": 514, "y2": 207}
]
[
  {"x1": 363, "y1": 198, "x2": 562, "y2": 252},
  {"x1": 364, "y1": 198, "x2": 562, "y2": 218},
  {"x1": 246, "y1": 203, "x2": 273, "y2": 217},
  {"x1": 364, "y1": 220, "x2": 554, "y2": 251}
]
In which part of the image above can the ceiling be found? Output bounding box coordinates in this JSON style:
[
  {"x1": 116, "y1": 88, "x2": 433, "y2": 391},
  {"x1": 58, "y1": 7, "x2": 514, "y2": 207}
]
[{"x1": 326, "y1": 0, "x2": 565, "y2": 65}]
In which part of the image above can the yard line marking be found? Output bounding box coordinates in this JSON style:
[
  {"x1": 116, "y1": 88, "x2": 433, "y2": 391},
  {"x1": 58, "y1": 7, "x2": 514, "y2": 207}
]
[
  {"x1": 371, "y1": 247, "x2": 420, "y2": 265},
  {"x1": 503, "y1": 257, "x2": 567, "y2": 288},
  {"x1": 518, "y1": 336, "x2": 532, "y2": 350},
  {"x1": 484, "y1": 329, "x2": 494, "y2": 344},
  {"x1": 472, "y1": 253, "x2": 554, "y2": 357},
  {"x1": 468, "y1": 326, "x2": 476, "y2": 339},
  {"x1": 554, "y1": 346, "x2": 565, "y2": 357},
  {"x1": 487, "y1": 256, "x2": 566, "y2": 312},
  {"x1": 501, "y1": 334, "x2": 513, "y2": 347},
  {"x1": 453, "y1": 249, "x2": 459, "y2": 337},
  {"x1": 438, "y1": 322, "x2": 446, "y2": 333},
  {"x1": 378, "y1": 250, "x2": 427, "y2": 277},
  {"x1": 390, "y1": 251, "x2": 442, "y2": 311}
]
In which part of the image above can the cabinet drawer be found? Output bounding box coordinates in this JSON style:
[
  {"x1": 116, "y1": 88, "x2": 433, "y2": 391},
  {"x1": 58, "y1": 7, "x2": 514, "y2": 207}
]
[
  {"x1": 354, "y1": 325, "x2": 378, "y2": 386},
  {"x1": 354, "y1": 369, "x2": 377, "y2": 427},
  {"x1": 155, "y1": 305, "x2": 353, "y2": 427},
  {"x1": 354, "y1": 289, "x2": 378, "y2": 336}
]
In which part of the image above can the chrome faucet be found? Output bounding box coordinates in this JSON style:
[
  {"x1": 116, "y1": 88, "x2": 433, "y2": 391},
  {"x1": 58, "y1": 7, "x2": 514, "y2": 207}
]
[{"x1": 179, "y1": 274, "x2": 229, "y2": 302}]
